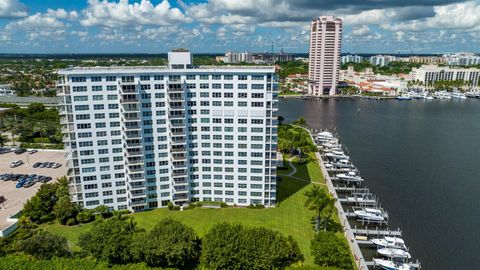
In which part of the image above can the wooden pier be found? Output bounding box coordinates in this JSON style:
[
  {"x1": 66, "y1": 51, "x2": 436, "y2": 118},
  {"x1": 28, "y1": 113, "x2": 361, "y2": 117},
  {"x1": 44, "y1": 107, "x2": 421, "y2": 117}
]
[{"x1": 352, "y1": 228, "x2": 402, "y2": 237}]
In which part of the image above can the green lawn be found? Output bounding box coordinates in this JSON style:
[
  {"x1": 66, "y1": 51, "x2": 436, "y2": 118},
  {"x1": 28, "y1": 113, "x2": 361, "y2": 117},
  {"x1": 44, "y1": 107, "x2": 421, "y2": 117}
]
[{"x1": 42, "y1": 154, "x2": 345, "y2": 269}]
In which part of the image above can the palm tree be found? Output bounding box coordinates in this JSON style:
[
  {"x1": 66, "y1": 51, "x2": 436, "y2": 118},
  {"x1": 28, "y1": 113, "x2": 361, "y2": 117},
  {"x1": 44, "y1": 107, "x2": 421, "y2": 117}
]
[
  {"x1": 304, "y1": 185, "x2": 337, "y2": 232},
  {"x1": 33, "y1": 122, "x2": 47, "y2": 149}
]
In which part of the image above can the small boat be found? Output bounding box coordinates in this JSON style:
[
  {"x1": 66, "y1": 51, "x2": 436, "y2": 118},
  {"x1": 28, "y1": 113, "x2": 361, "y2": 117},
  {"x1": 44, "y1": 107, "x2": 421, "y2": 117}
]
[
  {"x1": 332, "y1": 159, "x2": 354, "y2": 168},
  {"x1": 354, "y1": 208, "x2": 387, "y2": 222},
  {"x1": 377, "y1": 248, "x2": 411, "y2": 259},
  {"x1": 346, "y1": 194, "x2": 375, "y2": 204},
  {"x1": 426, "y1": 96, "x2": 434, "y2": 100},
  {"x1": 373, "y1": 258, "x2": 413, "y2": 270},
  {"x1": 396, "y1": 95, "x2": 411, "y2": 100},
  {"x1": 336, "y1": 171, "x2": 364, "y2": 183},
  {"x1": 451, "y1": 91, "x2": 467, "y2": 99},
  {"x1": 324, "y1": 152, "x2": 349, "y2": 160},
  {"x1": 371, "y1": 237, "x2": 407, "y2": 250}
]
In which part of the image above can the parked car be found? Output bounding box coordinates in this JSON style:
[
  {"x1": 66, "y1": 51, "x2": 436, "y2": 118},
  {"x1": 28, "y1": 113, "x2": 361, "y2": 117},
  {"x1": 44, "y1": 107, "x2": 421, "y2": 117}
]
[
  {"x1": 10, "y1": 160, "x2": 24, "y2": 168},
  {"x1": 39, "y1": 162, "x2": 47, "y2": 168},
  {"x1": 52, "y1": 163, "x2": 62, "y2": 169},
  {"x1": 16, "y1": 179, "x2": 26, "y2": 188},
  {"x1": 41, "y1": 176, "x2": 52, "y2": 183},
  {"x1": 28, "y1": 149, "x2": 38, "y2": 154},
  {"x1": 23, "y1": 181, "x2": 35, "y2": 188},
  {"x1": 14, "y1": 148, "x2": 26, "y2": 155},
  {"x1": 33, "y1": 162, "x2": 41, "y2": 168}
]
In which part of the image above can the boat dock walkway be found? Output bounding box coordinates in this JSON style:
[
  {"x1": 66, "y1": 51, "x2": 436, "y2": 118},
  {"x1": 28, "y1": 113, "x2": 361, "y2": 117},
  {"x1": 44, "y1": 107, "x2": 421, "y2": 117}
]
[
  {"x1": 304, "y1": 126, "x2": 421, "y2": 269},
  {"x1": 301, "y1": 125, "x2": 369, "y2": 270}
]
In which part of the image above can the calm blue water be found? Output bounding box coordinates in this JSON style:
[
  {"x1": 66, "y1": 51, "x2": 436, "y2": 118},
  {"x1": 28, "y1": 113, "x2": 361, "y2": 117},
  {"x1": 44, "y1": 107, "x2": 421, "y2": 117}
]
[{"x1": 279, "y1": 98, "x2": 480, "y2": 270}]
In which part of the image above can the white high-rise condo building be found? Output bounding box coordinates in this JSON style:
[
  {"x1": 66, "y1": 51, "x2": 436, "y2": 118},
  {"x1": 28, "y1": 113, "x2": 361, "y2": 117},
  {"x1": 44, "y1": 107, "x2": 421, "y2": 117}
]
[
  {"x1": 369, "y1": 55, "x2": 397, "y2": 67},
  {"x1": 57, "y1": 50, "x2": 279, "y2": 212},
  {"x1": 308, "y1": 16, "x2": 343, "y2": 96}
]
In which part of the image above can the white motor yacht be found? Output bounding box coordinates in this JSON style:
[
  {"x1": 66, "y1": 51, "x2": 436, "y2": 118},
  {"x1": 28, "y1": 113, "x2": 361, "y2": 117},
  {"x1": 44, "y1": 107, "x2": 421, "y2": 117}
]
[
  {"x1": 377, "y1": 248, "x2": 411, "y2": 259},
  {"x1": 332, "y1": 159, "x2": 354, "y2": 168},
  {"x1": 451, "y1": 91, "x2": 467, "y2": 99},
  {"x1": 336, "y1": 171, "x2": 364, "y2": 183},
  {"x1": 324, "y1": 152, "x2": 349, "y2": 160},
  {"x1": 354, "y1": 208, "x2": 386, "y2": 222},
  {"x1": 373, "y1": 258, "x2": 413, "y2": 270},
  {"x1": 371, "y1": 237, "x2": 407, "y2": 250}
]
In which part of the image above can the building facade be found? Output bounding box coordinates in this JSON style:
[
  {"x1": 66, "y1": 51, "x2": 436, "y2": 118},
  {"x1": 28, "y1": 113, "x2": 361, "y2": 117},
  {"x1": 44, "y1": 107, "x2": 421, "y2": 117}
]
[
  {"x1": 57, "y1": 51, "x2": 279, "y2": 212},
  {"x1": 308, "y1": 16, "x2": 343, "y2": 96},
  {"x1": 369, "y1": 55, "x2": 397, "y2": 67},
  {"x1": 341, "y1": 54, "x2": 363, "y2": 65},
  {"x1": 410, "y1": 65, "x2": 480, "y2": 89},
  {"x1": 224, "y1": 51, "x2": 253, "y2": 64}
]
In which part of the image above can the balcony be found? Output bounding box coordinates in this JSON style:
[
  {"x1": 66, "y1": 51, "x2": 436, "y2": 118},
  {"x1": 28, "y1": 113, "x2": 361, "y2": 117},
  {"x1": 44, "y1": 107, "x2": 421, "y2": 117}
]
[
  {"x1": 127, "y1": 165, "x2": 144, "y2": 173},
  {"x1": 169, "y1": 113, "x2": 185, "y2": 119},
  {"x1": 120, "y1": 98, "x2": 139, "y2": 104},
  {"x1": 125, "y1": 141, "x2": 142, "y2": 148},
  {"x1": 122, "y1": 114, "x2": 140, "y2": 121},
  {"x1": 170, "y1": 147, "x2": 186, "y2": 153},
  {"x1": 124, "y1": 132, "x2": 142, "y2": 139},
  {"x1": 172, "y1": 171, "x2": 187, "y2": 177},
  {"x1": 123, "y1": 124, "x2": 142, "y2": 131},
  {"x1": 172, "y1": 162, "x2": 187, "y2": 169},
  {"x1": 171, "y1": 154, "x2": 187, "y2": 161},
  {"x1": 127, "y1": 157, "x2": 143, "y2": 165},
  {"x1": 131, "y1": 192, "x2": 146, "y2": 198},
  {"x1": 125, "y1": 149, "x2": 143, "y2": 157},
  {"x1": 170, "y1": 139, "x2": 186, "y2": 145},
  {"x1": 131, "y1": 199, "x2": 147, "y2": 206}
]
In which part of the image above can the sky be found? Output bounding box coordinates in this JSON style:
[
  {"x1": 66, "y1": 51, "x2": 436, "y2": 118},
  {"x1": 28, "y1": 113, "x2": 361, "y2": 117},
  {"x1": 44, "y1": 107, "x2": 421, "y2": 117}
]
[{"x1": 0, "y1": 0, "x2": 480, "y2": 54}]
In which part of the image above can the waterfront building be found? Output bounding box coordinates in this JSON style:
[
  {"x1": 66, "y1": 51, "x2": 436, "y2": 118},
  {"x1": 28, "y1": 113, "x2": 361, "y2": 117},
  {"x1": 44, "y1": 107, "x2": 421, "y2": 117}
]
[
  {"x1": 410, "y1": 64, "x2": 480, "y2": 89},
  {"x1": 341, "y1": 54, "x2": 363, "y2": 65},
  {"x1": 369, "y1": 55, "x2": 397, "y2": 67},
  {"x1": 398, "y1": 56, "x2": 446, "y2": 65},
  {"x1": 308, "y1": 16, "x2": 343, "y2": 96},
  {"x1": 57, "y1": 50, "x2": 279, "y2": 212}
]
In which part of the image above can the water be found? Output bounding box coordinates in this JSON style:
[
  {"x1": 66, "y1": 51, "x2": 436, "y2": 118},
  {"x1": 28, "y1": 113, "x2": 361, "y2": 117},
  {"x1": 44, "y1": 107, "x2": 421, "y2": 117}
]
[{"x1": 279, "y1": 98, "x2": 480, "y2": 270}]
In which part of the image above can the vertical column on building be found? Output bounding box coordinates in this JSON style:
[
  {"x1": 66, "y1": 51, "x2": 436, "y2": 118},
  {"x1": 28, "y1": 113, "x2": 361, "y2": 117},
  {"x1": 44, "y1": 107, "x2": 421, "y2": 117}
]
[
  {"x1": 167, "y1": 79, "x2": 189, "y2": 205},
  {"x1": 59, "y1": 76, "x2": 82, "y2": 207},
  {"x1": 120, "y1": 78, "x2": 147, "y2": 211}
]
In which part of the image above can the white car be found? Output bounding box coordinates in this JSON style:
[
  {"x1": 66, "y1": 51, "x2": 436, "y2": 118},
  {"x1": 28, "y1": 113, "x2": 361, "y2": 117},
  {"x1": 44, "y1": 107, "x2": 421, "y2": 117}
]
[
  {"x1": 10, "y1": 160, "x2": 24, "y2": 168},
  {"x1": 28, "y1": 149, "x2": 38, "y2": 154}
]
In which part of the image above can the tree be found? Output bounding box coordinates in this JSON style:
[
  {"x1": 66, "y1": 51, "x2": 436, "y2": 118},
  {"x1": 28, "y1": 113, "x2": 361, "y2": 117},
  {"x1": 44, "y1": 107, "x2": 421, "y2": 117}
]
[
  {"x1": 132, "y1": 218, "x2": 200, "y2": 268},
  {"x1": 78, "y1": 217, "x2": 139, "y2": 264},
  {"x1": 304, "y1": 185, "x2": 337, "y2": 232},
  {"x1": 278, "y1": 115, "x2": 285, "y2": 125},
  {"x1": 27, "y1": 103, "x2": 45, "y2": 114},
  {"x1": 22, "y1": 183, "x2": 59, "y2": 223},
  {"x1": 293, "y1": 117, "x2": 307, "y2": 127},
  {"x1": 311, "y1": 231, "x2": 353, "y2": 270},
  {"x1": 76, "y1": 210, "x2": 94, "y2": 224},
  {"x1": 0, "y1": 135, "x2": 7, "y2": 147},
  {"x1": 53, "y1": 196, "x2": 81, "y2": 225},
  {"x1": 19, "y1": 231, "x2": 71, "y2": 260},
  {"x1": 201, "y1": 223, "x2": 304, "y2": 270}
]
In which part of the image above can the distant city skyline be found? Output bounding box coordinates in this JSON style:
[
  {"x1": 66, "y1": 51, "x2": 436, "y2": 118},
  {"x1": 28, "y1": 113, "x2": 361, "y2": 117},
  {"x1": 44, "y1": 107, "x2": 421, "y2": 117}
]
[{"x1": 0, "y1": 0, "x2": 480, "y2": 54}]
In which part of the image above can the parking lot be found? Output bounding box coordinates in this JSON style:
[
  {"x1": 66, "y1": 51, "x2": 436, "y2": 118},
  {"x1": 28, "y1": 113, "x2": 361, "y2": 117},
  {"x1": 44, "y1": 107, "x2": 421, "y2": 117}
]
[{"x1": 0, "y1": 150, "x2": 67, "y2": 236}]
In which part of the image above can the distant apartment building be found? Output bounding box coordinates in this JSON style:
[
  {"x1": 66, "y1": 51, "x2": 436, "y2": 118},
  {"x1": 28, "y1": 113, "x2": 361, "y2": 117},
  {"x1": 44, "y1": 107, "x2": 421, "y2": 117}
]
[
  {"x1": 369, "y1": 55, "x2": 397, "y2": 67},
  {"x1": 398, "y1": 56, "x2": 446, "y2": 65},
  {"x1": 341, "y1": 54, "x2": 363, "y2": 65},
  {"x1": 444, "y1": 52, "x2": 480, "y2": 66},
  {"x1": 252, "y1": 53, "x2": 294, "y2": 64},
  {"x1": 57, "y1": 50, "x2": 279, "y2": 212},
  {"x1": 308, "y1": 16, "x2": 343, "y2": 96},
  {"x1": 224, "y1": 51, "x2": 253, "y2": 64},
  {"x1": 410, "y1": 65, "x2": 480, "y2": 88}
]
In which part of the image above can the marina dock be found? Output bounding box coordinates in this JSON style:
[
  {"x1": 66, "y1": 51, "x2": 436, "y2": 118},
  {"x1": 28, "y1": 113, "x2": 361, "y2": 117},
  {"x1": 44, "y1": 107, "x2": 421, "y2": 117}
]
[{"x1": 302, "y1": 126, "x2": 421, "y2": 269}]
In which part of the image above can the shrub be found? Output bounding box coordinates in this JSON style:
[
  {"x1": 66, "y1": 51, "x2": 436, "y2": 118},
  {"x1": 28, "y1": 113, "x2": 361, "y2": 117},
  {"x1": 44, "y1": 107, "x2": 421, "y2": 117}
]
[
  {"x1": 77, "y1": 210, "x2": 94, "y2": 224},
  {"x1": 66, "y1": 218, "x2": 77, "y2": 226},
  {"x1": 79, "y1": 217, "x2": 139, "y2": 264},
  {"x1": 311, "y1": 231, "x2": 353, "y2": 270},
  {"x1": 201, "y1": 223, "x2": 303, "y2": 269},
  {"x1": 247, "y1": 204, "x2": 265, "y2": 209},
  {"x1": 132, "y1": 218, "x2": 200, "y2": 268},
  {"x1": 19, "y1": 231, "x2": 71, "y2": 259},
  {"x1": 53, "y1": 196, "x2": 81, "y2": 225}
]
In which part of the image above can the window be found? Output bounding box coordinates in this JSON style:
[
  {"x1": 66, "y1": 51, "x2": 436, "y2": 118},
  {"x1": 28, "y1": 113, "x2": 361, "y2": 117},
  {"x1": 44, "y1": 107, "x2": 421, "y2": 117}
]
[
  {"x1": 186, "y1": 75, "x2": 196, "y2": 80},
  {"x1": 93, "y1": 95, "x2": 103, "y2": 101},
  {"x1": 238, "y1": 92, "x2": 247, "y2": 98},
  {"x1": 71, "y1": 76, "x2": 86, "y2": 82},
  {"x1": 140, "y1": 75, "x2": 150, "y2": 81},
  {"x1": 252, "y1": 75, "x2": 264, "y2": 80},
  {"x1": 238, "y1": 101, "x2": 247, "y2": 107},
  {"x1": 252, "y1": 84, "x2": 264, "y2": 89},
  {"x1": 224, "y1": 93, "x2": 233, "y2": 98},
  {"x1": 107, "y1": 85, "x2": 117, "y2": 91},
  {"x1": 91, "y1": 76, "x2": 102, "y2": 82},
  {"x1": 92, "y1": 86, "x2": 103, "y2": 91},
  {"x1": 106, "y1": 76, "x2": 116, "y2": 82},
  {"x1": 200, "y1": 83, "x2": 209, "y2": 89},
  {"x1": 122, "y1": 76, "x2": 134, "y2": 83},
  {"x1": 74, "y1": 96, "x2": 88, "y2": 102},
  {"x1": 212, "y1": 83, "x2": 221, "y2": 89},
  {"x1": 251, "y1": 102, "x2": 264, "y2": 107},
  {"x1": 252, "y1": 93, "x2": 264, "y2": 98},
  {"x1": 72, "y1": 86, "x2": 87, "y2": 92},
  {"x1": 224, "y1": 84, "x2": 233, "y2": 89},
  {"x1": 154, "y1": 84, "x2": 164, "y2": 90},
  {"x1": 200, "y1": 74, "x2": 209, "y2": 80},
  {"x1": 224, "y1": 74, "x2": 233, "y2": 80},
  {"x1": 238, "y1": 75, "x2": 247, "y2": 80},
  {"x1": 154, "y1": 75, "x2": 164, "y2": 80},
  {"x1": 238, "y1": 84, "x2": 247, "y2": 89},
  {"x1": 200, "y1": 92, "x2": 209, "y2": 97}
]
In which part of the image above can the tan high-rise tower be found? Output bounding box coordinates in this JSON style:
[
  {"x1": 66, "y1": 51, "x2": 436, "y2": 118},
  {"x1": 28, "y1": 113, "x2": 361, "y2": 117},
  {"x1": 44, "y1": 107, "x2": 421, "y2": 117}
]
[{"x1": 308, "y1": 16, "x2": 343, "y2": 96}]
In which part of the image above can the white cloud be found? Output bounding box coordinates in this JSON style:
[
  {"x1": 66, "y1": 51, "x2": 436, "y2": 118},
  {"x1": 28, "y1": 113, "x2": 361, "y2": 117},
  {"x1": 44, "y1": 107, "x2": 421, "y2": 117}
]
[
  {"x1": 381, "y1": 1, "x2": 480, "y2": 32},
  {"x1": 351, "y1": 25, "x2": 372, "y2": 36},
  {"x1": 5, "y1": 12, "x2": 65, "y2": 31},
  {"x1": 0, "y1": 0, "x2": 27, "y2": 18},
  {"x1": 80, "y1": 0, "x2": 190, "y2": 28}
]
